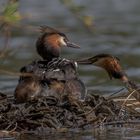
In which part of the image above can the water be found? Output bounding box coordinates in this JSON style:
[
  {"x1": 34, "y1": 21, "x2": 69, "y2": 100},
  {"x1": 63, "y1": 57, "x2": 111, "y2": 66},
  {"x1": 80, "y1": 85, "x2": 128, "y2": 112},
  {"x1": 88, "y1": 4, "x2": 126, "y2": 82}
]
[
  {"x1": 0, "y1": 0, "x2": 140, "y2": 139},
  {"x1": 5, "y1": 125, "x2": 140, "y2": 140}
]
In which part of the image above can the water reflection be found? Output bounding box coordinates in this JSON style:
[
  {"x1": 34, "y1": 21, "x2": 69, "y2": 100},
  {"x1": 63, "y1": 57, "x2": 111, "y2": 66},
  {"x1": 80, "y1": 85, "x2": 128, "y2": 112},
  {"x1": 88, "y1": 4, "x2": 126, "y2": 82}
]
[{"x1": 15, "y1": 125, "x2": 140, "y2": 140}]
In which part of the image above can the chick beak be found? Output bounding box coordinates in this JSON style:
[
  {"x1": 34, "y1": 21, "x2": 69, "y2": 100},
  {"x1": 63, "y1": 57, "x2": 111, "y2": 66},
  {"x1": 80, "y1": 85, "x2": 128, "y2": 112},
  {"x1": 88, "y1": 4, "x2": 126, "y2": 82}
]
[{"x1": 66, "y1": 42, "x2": 80, "y2": 48}]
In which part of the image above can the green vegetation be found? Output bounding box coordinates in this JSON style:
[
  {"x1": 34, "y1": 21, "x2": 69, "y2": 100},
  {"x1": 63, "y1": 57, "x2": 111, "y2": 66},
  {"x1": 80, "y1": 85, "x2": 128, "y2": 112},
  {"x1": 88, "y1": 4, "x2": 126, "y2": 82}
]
[{"x1": 0, "y1": 0, "x2": 21, "y2": 26}]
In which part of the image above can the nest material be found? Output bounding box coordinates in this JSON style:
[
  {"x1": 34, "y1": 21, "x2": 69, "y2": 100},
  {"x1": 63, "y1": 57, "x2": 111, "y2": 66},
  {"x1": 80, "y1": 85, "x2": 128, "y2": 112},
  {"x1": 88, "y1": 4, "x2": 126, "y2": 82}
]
[{"x1": 0, "y1": 92, "x2": 139, "y2": 132}]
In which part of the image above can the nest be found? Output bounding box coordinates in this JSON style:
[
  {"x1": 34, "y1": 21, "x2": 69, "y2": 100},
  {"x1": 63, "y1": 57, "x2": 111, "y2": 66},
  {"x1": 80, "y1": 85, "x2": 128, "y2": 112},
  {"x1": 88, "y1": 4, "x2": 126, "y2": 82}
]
[{"x1": 0, "y1": 91, "x2": 139, "y2": 133}]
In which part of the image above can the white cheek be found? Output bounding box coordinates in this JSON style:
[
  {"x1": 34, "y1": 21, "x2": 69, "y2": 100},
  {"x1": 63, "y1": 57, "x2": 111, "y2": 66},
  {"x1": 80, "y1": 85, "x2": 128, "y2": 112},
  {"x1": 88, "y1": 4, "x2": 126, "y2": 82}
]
[
  {"x1": 74, "y1": 62, "x2": 78, "y2": 68},
  {"x1": 60, "y1": 37, "x2": 67, "y2": 46}
]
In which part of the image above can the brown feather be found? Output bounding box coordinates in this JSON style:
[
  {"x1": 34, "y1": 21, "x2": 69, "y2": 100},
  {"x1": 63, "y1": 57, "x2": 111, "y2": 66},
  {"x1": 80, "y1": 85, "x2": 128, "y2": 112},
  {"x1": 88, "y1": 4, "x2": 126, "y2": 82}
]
[{"x1": 40, "y1": 26, "x2": 60, "y2": 34}]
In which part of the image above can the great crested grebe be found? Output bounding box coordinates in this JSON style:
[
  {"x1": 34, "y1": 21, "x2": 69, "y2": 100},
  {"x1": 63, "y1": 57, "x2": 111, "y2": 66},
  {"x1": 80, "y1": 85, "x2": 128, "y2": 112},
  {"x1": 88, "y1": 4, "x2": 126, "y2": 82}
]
[{"x1": 14, "y1": 26, "x2": 85, "y2": 103}]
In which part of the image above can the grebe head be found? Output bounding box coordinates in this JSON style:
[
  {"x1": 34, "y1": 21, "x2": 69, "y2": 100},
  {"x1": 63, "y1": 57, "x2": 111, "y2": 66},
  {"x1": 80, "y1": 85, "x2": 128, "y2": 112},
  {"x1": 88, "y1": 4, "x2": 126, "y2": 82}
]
[
  {"x1": 78, "y1": 54, "x2": 128, "y2": 82},
  {"x1": 36, "y1": 26, "x2": 80, "y2": 60}
]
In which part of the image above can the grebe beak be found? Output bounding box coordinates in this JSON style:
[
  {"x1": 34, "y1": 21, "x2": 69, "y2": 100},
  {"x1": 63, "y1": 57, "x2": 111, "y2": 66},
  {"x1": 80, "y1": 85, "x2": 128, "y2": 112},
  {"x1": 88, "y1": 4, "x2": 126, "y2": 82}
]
[{"x1": 67, "y1": 42, "x2": 80, "y2": 48}]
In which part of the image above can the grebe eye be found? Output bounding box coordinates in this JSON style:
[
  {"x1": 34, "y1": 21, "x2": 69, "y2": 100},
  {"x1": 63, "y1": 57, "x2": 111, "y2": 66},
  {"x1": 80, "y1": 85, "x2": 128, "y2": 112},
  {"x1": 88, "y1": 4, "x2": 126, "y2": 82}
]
[{"x1": 63, "y1": 38, "x2": 68, "y2": 43}]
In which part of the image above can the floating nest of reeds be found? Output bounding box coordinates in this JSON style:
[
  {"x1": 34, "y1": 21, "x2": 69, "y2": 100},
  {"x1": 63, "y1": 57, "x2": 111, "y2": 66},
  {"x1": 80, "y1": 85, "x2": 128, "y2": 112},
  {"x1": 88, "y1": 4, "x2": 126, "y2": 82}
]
[{"x1": 0, "y1": 91, "x2": 139, "y2": 134}]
